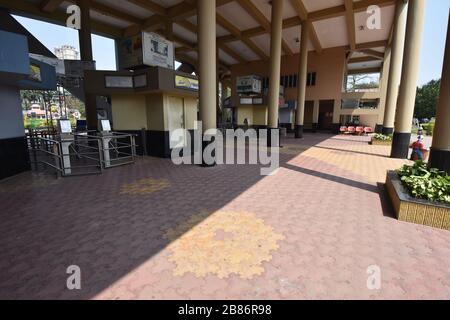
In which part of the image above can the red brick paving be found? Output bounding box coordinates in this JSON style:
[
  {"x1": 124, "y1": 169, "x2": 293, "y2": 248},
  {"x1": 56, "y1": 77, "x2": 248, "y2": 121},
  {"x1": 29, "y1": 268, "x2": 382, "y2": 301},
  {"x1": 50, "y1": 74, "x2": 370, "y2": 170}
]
[{"x1": 0, "y1": 133, "x2": 449, "y2": 300}]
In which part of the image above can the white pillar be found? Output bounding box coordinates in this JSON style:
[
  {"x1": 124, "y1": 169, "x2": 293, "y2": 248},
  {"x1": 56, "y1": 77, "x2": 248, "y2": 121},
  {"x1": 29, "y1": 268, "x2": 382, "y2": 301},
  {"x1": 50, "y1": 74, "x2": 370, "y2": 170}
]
[
  {"x1": 391, "y1": 0, "x2": 426, "y2": 159},
  {"x1": 295, "y1": 22, "x2": 310, "y2": 138},
  {"x1": 382, "y1": 0, "x2": 408, "y2": 135}
]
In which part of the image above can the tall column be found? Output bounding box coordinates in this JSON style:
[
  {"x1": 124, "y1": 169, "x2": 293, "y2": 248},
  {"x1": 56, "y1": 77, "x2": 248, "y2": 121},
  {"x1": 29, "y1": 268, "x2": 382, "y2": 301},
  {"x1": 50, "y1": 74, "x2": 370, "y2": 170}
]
[
  {"x1": 382, "y1": 0, "x2": 408, "y2": 135},
  {"x1": 332, "y1": 99, "x2": 341, "y2": 133},
  {"x1": 78, "y1": 0, "x2": 97, "y2": 130},
  {"x1": 429, "y1": 10, "x2": 450, "y2": 173},
  {"x1": 295, "y1": 22, "x2": 310, "y2": 139},
  {"x1": 198, "y1": 0, "x2": 217, "y2": 164},
  {"x1": 312, "y1": 100, "x2": 319, "y2": 132},
  {"x1": 391, "y1": 0, "x2": 426, "y2": 159},
  {"x1": 267, "y1": 0, "x2": 283, "y2": 146},
  {"x1": 377, "y1": 46, "x2": 391, "y2": 133}
]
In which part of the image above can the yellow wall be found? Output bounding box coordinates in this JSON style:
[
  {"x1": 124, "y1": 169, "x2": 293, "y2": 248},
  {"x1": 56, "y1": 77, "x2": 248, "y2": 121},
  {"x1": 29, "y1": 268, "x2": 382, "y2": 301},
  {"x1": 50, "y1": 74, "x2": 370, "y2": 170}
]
[
  {"x1": 237, "y1": 105, "x2": 254, "y2": 125},
  {"x1": 146, "y1": 93, "x2": 165, "y2": 131},
  {"x1": 184, "y1": 97, "x2": 198, "y2": 130},
  {"x1": 112, "y1": 93, "x2": 198, "y2": 132},
  {"x1": 253, "y1": 106, "x2": 267, "y2": 125},
  {"x1": 111, "y1": 94, "x2": 147, "y2": 130}
]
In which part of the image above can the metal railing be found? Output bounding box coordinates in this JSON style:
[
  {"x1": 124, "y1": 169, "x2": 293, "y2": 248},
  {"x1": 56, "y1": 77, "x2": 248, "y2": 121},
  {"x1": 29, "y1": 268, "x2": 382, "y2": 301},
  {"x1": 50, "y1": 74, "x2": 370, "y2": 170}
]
[
  {"x1": 27, "y1": 131, "x2": 137, "y2": 177},
  {"x1": 27, "y1": 133, "x2": 103, "y2": 178}
]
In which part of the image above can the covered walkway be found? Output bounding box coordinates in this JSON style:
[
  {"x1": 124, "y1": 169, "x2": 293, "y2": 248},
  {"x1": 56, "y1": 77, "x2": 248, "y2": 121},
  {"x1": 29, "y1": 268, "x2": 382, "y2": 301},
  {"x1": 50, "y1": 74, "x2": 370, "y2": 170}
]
[{"x1": 1, "y1": 133, "x2": 449, "y2": 300}]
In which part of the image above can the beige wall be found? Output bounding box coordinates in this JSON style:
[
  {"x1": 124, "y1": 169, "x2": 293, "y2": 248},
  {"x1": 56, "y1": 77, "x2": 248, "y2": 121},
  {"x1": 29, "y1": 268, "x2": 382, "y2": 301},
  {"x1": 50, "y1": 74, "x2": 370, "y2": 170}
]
[
  {"x1": 111, "y1": 94, "x2": 147, "y2": 130},
  {"x1": 231, "y1": 46, "x2": 387, "y2": 128},
  {"x1": 111, "y1": 93, "x2": 198, "y2": 132}
]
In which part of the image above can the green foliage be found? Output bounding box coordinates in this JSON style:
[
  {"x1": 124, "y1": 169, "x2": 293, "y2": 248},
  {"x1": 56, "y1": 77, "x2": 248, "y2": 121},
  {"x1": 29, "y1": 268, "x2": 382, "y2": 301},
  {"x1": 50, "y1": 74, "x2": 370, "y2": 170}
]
[
  {"x1": 373, "y1": 133, "x2": 392, "y2": 141},
  {"x1": 414, "y1": 79, "x2": 441, "y2": 120},
  {"x1": 397, "y1": 161, "x2": 450, "y2": 204},
  {"x1": 421, "y1": 122, "x2": 435, "y2": 136}
]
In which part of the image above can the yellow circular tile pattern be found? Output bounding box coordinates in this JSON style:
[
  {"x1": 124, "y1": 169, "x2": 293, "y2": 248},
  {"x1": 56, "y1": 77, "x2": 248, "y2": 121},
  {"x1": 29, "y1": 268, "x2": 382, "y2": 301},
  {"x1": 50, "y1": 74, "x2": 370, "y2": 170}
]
[
  {"x1": 164, "y1": 210, "x2": 284, "y2": 279},
  {"x1": 120, "y1": 178, "x2": 170, "y2": 195}
]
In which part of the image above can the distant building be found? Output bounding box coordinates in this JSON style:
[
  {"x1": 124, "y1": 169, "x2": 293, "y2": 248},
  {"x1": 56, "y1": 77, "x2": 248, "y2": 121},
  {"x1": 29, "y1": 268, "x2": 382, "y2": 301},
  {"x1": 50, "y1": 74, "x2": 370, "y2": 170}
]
[
  {"x1": 27, "y1": 104, "x2": 46, "y2": 119},
  {"x1": 54, "y1": 45, "x2": 79, "y2": 60}
]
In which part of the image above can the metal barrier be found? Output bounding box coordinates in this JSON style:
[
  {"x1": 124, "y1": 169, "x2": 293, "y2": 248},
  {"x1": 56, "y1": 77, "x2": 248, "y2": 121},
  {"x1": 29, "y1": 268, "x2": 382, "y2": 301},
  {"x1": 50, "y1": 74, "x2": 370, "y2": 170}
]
[
  {"x1": 94, "y1": 132, "x2": 137, "y2": 169},
  {"x1": 27, "y1": 133, "x2": 103, "y2": 178}
]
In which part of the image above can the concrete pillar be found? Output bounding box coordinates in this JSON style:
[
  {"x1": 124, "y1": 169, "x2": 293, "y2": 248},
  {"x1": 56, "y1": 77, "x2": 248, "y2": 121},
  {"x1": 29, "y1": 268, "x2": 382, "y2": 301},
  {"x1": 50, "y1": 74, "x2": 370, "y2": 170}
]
[
  {"x1": 198, "y1": 0, "x2": 217, "y2": 164},
  {"x1": 391, "y1": 0, "x2": 426, "y2": 159},
  {"x1": 312, "y1": 100, "x2": 319, "y2": 132},
  {"x1": 77, "y1": 0, "x2": 97, "y2": 130},
  {"x1": 382, "y1": 0, "x2": 408, "y2": 135},
  {"x1": 377, "y1": 46, "x2": 392, "y2": 133},
  {"x1": 429, "y1": 10, "x2": 450, "y2": 173},
  {"x1": 267, "y1": 0, "x2": 283, "y2": 146},
  {"x1": 332, "y1": 99, "x2": 341, "y2": 133},
  {"x1": 295, "y1": 22, "x2": 309, "y2": 139}
]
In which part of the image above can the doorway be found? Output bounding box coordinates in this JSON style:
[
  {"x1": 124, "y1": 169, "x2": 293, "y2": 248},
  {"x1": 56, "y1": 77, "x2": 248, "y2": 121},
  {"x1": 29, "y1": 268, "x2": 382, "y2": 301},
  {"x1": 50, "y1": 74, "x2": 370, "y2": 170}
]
[
  {"x1": 318, "y1": 100, "x2": 334, "y2": 131},
  {"x1": 167, "y1": 96, "x2": 186, "y2": 149}
]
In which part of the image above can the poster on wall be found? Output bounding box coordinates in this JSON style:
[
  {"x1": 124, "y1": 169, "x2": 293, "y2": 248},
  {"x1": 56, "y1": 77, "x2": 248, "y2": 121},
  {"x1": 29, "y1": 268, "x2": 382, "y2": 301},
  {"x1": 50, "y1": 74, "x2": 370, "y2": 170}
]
[
  {"x1": 118, "y1": 34, "x2": 144, "y2": 70},
  {"x1": 175, "y1": 75, "x2": 199, "y2": 91},
  {"x1": 142, "y1": 32, "x2": 174, "y2": 70},
  {"x1": 29, "y1": 64, "x2": 42, "y2": 82}
]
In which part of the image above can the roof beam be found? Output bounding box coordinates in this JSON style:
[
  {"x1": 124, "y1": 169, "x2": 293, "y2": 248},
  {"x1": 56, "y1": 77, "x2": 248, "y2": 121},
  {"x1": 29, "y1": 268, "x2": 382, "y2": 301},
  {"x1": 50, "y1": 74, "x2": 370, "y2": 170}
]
[
  {"x1": 88, "y1": 0, "x2": 143, "y2": 25},
  {"x1": 309, "y1": 0, "x2": 396, "y2": 22},
  {"x1": 125, "y1": 0, "x2": 167, "y2": 16},
  {"x1": 348, "y1": 67, "x2": 381, "y2": 75},
  {"x1": 216, "y1": 12, "x2": 268, "y2": 60},
  {"x1": 237, "y1": 0, "x2": 293, "y2": 56},
  {"x1": 290, "y1": 0, "x2": 322, "y2": 54},
  {"x1": 175, "y1": 19, "x2": 247, "y2": 64},
  {"x1": 39, "y1": 0, "x2": 64, "y2": 12},
  {"x1": 1, "y1": 0, "x2": 122, "y2": 38},
  {"x1": 344, "y1": 0, "x2": 356, "y2": 51},
  {"x1": 348, "y1": 56, "x2": 382, "y2": 64}
]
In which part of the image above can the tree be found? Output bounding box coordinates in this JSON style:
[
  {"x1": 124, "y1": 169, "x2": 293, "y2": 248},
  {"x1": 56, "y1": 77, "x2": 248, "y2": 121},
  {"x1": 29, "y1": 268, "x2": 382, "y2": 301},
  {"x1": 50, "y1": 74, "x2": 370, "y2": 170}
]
[{"x1": 414, "y1": 79, "x2": 441, "y2": 120}]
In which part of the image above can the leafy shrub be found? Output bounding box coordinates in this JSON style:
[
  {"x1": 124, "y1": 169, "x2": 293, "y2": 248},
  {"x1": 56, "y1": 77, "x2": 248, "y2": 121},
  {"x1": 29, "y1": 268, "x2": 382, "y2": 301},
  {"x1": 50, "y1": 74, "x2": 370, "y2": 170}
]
[
  {"x1": 422, "y1": 122, "x2": 435, "y2": 136},
  {"x1": 397, "y1": 161, "x2": 450, "y2": 204},
  {"x1": 373, "y1": 133, "x2": 392, "y2": 141}
]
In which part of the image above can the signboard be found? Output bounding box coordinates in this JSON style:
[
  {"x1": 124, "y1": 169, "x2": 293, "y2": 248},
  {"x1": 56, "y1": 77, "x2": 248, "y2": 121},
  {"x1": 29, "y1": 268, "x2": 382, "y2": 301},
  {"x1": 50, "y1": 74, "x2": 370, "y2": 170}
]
[
  {"x1": 240, "y1": 97, "x2": 253, "y2": 105},
  {"x1": 237, "y1": 75, "x2": 262, "y2": 94},
  {"x1": 118, "y1": 34, "x2": 143, "y2": 70},
  {"x1": 175, "y1": 75, "x2": 199, "y2": 91},
  {"x1": 143, "y1": 32, "x2": 175, "y2": 70},
  {"x1": 59, "y1": 119, "x2": 72, "y2": 134},
  {"x1": 101, "y1": 120, "x2": 112, "y2": 132},
  {"x1": 253, "y1": 97, "x2": 263, "y2": 105},
  {"x1": 118, "y1": 32, "x2": 174, "y2": 70},
  {"x1": 29, "y1": 64, "x2": 42, "y2": 82},
  {"x1": 133, "y1": 74, "x2": 147, "y2": 88},
  {"x1": 29, "y1": 53, "x2": 65, "y2": 75},
  {"x1": 105, "y1": 75, "x2": 134, "y2": 88}
]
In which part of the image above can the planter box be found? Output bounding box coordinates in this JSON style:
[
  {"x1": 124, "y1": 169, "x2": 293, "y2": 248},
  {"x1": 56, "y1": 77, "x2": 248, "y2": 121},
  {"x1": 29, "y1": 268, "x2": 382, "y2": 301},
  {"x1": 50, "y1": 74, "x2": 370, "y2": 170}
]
[
  {"x1": 370, "y1": 139, "x2": 392, "y2": 146},
  {"x1": 385, "y1": 171, "x2": 450, "y2": 231}
]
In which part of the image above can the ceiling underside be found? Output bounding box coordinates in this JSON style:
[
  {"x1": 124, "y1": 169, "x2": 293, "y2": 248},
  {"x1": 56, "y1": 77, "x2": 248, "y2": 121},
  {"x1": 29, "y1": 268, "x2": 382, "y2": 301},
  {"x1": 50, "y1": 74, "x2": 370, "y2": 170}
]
[{"x1": 2, "y1": 0, "x2": 397, "y2": 72}]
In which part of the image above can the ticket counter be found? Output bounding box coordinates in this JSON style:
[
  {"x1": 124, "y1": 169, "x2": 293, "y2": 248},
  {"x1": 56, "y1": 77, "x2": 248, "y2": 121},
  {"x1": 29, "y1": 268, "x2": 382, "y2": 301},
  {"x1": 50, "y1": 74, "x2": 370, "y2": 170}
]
[{"x1": 85, "y1": 67, "x2": 198, "y2": 158}]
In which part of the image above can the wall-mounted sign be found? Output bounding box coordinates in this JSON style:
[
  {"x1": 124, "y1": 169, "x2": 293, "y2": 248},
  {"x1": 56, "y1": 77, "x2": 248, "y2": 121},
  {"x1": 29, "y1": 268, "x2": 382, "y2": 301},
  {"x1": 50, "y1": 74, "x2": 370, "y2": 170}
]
[
  {"x1": 240, "y1": 97, "x2": 253, "y2": 105},
  {"x1": 143, "y1": 32, "x2": 175, "y2": 70},
  {"x1": 118, "y1": 32, "x2": 174, "y2": 70},
  {"x1": 175, "y1": 75, "x2": 199, "y2": 91},
  {"x1": 29, "y1": 64, "x2": 42, "y2": 82},
  {"x1": 237, "y1": 75, "x2": 262, "y2": 94},
  {"x1": 133, "y1": 74, "x2": 147, "y2": 88},
  {"x1": 253, "y1": 97, "x2": 263, "y2": 105},
  {"x1": 105, "y1": 75, "x2": 134, "y2": 88},
  {"x1": 118, "y1": 34, "x2": 143, "y2": 69}
]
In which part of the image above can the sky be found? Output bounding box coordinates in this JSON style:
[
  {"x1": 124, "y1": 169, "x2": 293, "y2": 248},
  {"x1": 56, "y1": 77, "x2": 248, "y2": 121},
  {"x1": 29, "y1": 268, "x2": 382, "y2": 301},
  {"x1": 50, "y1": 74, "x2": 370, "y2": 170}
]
[{"x1": 13, "y1": 0, "x2": 450, "y2": 86}]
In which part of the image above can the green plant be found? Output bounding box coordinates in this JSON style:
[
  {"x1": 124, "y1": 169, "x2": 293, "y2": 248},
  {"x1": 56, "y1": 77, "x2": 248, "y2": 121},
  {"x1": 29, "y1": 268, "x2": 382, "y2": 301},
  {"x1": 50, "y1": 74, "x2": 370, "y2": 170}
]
[
  {"x1": 397, "y1": 161, "x2": 450, "y2": 204},
  {"x1": 422, "y1": 122, "x2": 435, "y2": 136},
  {"x1": 373, "y1": 133, "x2": 392, "y2": 141}
]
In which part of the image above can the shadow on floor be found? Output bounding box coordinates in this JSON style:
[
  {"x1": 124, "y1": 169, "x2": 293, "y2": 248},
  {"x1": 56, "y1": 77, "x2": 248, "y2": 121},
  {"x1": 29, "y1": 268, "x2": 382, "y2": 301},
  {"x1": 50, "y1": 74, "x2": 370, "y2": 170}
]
[{"x1": 0, "y1": 133, "x2": 393, "y2": 299}]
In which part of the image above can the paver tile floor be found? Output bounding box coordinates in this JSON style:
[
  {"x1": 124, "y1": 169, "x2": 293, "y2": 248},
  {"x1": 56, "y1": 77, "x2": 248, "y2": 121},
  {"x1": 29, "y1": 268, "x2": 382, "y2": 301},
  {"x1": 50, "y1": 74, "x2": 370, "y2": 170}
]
[{"x1": 0, "y1": 133, "x2": 449, "y2": 299}]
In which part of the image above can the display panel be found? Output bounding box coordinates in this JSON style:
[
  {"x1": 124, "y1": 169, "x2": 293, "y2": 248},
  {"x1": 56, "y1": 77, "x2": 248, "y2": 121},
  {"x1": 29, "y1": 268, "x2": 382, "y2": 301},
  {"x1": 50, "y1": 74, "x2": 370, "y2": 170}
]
[
  {"x1": 175, "y1": 75, "x2": 199, "y2": 91},
  {"x1": 142, "y1": 32, "x2": 174, "y2": 70},
  {"x1": 133, "y1": 74, "x2": 147, "y2": 88},
  {"x1": 105, "y1": 76, "x2": 134, "y2": 88}
]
